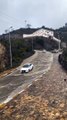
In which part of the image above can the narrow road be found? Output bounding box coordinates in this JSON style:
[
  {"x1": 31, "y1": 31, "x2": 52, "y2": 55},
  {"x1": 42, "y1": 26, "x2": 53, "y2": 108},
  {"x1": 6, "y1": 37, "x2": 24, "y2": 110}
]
[{"x1": 0, "y1": 50, "x2": 53, "y2": 104}]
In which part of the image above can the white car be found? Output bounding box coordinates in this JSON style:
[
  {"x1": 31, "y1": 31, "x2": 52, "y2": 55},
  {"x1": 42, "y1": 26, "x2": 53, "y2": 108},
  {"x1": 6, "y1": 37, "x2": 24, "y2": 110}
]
[{"x1": 20, "y1": 63, "x2": 33, "y2": 73}]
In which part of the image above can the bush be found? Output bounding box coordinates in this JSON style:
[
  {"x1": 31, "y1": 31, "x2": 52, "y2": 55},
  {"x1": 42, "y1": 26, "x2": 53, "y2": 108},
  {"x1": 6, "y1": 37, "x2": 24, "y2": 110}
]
[
  {"x1": 58, "y1": 48, "x2": 67, "y2": 69},
  {"x1": 58, "y1": 54, "x2": 62, "y2": 64}
]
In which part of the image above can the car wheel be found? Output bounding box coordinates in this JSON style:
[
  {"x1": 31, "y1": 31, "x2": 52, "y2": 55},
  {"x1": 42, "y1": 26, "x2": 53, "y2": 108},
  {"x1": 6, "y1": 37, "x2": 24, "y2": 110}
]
[{"x1": 26, "y1": 70, "x2": 29, "y2": 73}]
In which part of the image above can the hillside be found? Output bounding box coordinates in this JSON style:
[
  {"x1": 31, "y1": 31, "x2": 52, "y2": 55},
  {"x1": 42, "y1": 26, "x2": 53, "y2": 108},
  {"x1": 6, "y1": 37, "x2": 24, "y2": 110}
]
[
  {"x1": 55, "y1": 26, "x2": 67, "y2": 43},
  {"x1": 0, "y1": 27, "x2": 54, "y2": 72},
  {"x1": 0, "y1": 27, "x2": 54, "y2": 40},
  {"x1": 0, "y1": 28, "x2": 39, "y2": 41},
  {"x1": 0, "y1": 28, "x2": 37, "y2": 72},
  {"x1": 1, "y1": 25, "x2": 67, "y2": 72}
]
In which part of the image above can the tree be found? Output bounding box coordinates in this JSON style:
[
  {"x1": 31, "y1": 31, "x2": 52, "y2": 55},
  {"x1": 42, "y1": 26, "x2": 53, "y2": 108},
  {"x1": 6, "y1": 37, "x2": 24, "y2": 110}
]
[
  {"x1": 41, "y1": 26, "x2": 45, "y2": 29},
  {"x1": 26, "y1": 24, "x2": 31, "y2": 28}
]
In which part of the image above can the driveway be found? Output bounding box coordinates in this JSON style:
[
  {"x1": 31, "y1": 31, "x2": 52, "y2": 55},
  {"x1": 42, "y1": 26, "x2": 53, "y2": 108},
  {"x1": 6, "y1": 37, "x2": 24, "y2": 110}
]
[{"x1": 0, "y1": 50, "x2": 53, "y2": 104}]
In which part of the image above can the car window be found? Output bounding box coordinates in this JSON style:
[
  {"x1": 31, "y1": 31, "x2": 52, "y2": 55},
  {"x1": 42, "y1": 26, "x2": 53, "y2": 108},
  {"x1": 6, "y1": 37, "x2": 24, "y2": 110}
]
[{"x1": 23, "y1": 64, "x2": 31, "y2": 68}]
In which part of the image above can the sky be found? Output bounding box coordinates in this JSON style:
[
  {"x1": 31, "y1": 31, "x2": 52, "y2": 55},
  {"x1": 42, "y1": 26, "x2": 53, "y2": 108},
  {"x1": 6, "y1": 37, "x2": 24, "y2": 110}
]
[{"x1": 0, "y1": 0, "x2": 67, "y2": 34}]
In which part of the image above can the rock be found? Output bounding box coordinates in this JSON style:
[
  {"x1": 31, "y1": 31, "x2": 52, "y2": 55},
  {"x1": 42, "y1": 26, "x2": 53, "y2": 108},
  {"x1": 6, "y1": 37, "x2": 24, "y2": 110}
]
[
  {"x1": 48, "y1": 112, "x2": 55, "y2": 119},
  {"x1": 26, "y1": 116, "x2": 35, "y2": 120},
  {"x1": 55, "y1": 112, "x2": 60, "y2": 118},
  {"x1": 60, "y1": 103, "x2": 65, "y2": 108},
  {"x1": 60, "y1": 118, "x2": 65, "y2": 120},
  {"x1": 16, "y1": 114, "x2": 21, "y2": 119},
  {"x1": 30, "y1": 111, "x2": 34, "y2": 115},
  {"x1": 63, "y1": 112, "x2": 67, "y2": 117}
]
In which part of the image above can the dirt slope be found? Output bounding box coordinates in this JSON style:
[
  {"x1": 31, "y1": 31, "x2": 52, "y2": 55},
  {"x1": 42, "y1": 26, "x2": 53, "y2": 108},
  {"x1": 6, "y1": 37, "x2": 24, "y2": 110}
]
[{"x1": 0, "y1": 43, "x2": 7, "y2": 72}]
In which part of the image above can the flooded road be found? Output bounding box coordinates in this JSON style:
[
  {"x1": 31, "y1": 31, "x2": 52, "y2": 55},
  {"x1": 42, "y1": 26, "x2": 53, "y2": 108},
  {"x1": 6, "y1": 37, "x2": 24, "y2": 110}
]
[{"x1": 0, "y1": 50, "x2": 53, "y2": 104}]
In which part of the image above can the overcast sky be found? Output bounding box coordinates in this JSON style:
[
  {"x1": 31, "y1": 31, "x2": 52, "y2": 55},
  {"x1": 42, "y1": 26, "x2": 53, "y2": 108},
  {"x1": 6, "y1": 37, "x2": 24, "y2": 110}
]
[{"x1": 0, "y1": 0, "x2": 67, "y2": 34}]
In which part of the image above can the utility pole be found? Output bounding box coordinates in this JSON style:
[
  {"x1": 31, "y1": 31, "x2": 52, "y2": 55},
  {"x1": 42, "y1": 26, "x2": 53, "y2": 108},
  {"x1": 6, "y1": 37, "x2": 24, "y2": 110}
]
[
  {"x1": 25, "y1": 20, "x2": 27, "y2": 28},
  {"x1": 58, "y1": 33, "x2": 60, "y2": 50},
  {"x1": 5, "y1": 26, "x2": 13, "y2": 68},
  {"x1": 9, "y1": 30, "x2": 12, "y2": 68},
  {"x1": 32, "y1": 38, "x2": 33, "y2": 52}
]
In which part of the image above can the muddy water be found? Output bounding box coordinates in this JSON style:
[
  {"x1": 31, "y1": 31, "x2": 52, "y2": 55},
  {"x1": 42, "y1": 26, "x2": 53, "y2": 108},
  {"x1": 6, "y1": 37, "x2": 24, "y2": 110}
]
[{"x1": 0, "y1": 50, "x2": 53, "y2": 104}]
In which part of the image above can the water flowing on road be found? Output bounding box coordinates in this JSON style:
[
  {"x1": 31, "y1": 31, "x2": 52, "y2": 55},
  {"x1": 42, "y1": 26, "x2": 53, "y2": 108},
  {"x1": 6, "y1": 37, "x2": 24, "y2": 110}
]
[{"x1": 0, "y1": 50, "x2": 53, "y2": 104}]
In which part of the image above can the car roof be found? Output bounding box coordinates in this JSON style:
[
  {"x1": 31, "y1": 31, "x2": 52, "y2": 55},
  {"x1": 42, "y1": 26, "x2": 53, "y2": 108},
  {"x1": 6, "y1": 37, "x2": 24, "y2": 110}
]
[
  {"x1": 24, "y1": 63, "x2": 32, "y2": 65},
  {"x1": 23, "y1": 63, "x2": 32, "y2": 66}
]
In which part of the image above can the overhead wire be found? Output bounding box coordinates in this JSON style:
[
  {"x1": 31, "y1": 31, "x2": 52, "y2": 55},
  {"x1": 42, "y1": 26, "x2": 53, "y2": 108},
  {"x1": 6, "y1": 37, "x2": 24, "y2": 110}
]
[
  {"x1": 0, "y1": 9, "x2": 25, "y2": 28},
  {"x1": 0, "y1": 10, "x2": 22, "y2": 23}
]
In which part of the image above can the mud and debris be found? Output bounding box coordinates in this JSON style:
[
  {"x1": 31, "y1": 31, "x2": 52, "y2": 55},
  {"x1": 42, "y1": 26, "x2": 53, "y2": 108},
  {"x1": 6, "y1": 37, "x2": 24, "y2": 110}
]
[{"x1": 0, "y1": 53, "x2": 67, "y2": 120}]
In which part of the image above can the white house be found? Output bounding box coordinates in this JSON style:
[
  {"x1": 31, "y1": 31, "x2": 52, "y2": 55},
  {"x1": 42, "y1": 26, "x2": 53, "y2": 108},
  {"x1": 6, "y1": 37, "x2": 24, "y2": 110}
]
[
  {"x1": 23, "y1": 28, "x2": 61, "y2": 50},
  {"x1": 23, "y1": 28, "x2": 54, "y2": 38}
]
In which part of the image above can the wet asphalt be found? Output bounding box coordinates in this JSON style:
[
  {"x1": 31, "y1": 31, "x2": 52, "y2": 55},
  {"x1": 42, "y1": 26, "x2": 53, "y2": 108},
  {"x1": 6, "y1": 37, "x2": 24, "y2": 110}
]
[{"x1": 0, "y1": 50, "x2": 53, "y2": 103}]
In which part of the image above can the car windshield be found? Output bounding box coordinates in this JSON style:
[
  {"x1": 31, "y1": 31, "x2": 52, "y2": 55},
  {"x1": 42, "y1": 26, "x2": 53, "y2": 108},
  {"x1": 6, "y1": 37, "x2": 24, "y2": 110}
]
[{"x1": 23, "y1": 64, "x2": 31, "y2": 68}]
